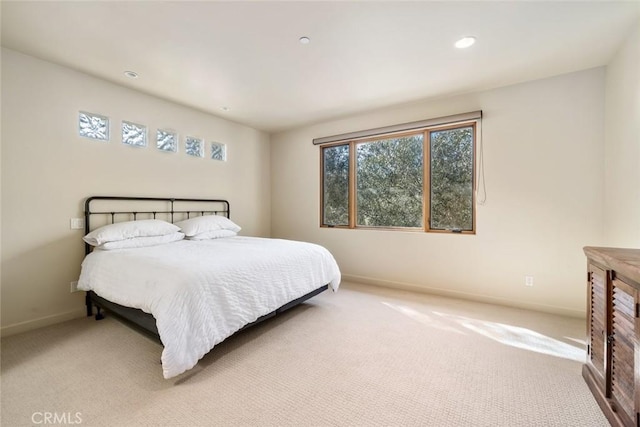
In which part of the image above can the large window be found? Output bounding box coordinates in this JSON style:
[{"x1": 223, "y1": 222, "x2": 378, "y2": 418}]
[{"x1": 321, "y1": 122, "x2": 476, "y2": 233}]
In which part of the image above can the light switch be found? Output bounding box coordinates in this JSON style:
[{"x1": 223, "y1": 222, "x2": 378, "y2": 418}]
[{"x1": 70, "y1": 218, "x2": 84, "y2": 230}]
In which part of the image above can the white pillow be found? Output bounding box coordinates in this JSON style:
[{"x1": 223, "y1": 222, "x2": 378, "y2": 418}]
[
  {"x1": 83, "y1": 219, "x2": 180, "y2": 246},
  {"x1": 187, "y1": 229, "x2": 237, "y2": 241},
  {"x1": 97, "y1": 232, "x2": 185, "y2": 250},
  {"x1": 174, "y1": 215, "x2": 241, "y2": 236}
]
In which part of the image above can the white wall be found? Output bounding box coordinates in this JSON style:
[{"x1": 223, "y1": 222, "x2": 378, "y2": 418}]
[
  {"x1": 5, "y1": 30, "x2": 631, "y2": 334},
  {"x1": 603, "y1": 23, "x2": 640, "y2": 247},
  {"x1": 271, "y1": 68, "x2": 606, "y2": 317},
  {"x1": 0, "y1": 48, "x2": 271, "y2": 335}
]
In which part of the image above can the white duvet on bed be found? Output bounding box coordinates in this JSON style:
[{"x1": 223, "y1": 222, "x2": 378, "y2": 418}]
[{"x1": 78, "y1": 236, "x2": 341, "y2": 379}]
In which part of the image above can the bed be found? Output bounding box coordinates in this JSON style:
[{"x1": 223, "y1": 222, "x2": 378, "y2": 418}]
[{"x1": 78, "y1": 196, "x2": 341, "y2": 378}]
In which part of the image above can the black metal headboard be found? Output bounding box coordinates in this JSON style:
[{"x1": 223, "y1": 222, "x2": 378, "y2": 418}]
[{"x1": 84, "y1": 196, "x2": 230, "y2": 255}]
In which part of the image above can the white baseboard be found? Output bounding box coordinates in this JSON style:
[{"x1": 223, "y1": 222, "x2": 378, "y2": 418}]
[
  {"x1": 0, "y1": 276, "x2": 583, "y2": 338},
  {"x1": 1, "y1": 309, "x2": 86, "y2": 338},
  {"x1": 341, "y1": 274, "x2": 585, "y2": 319}
]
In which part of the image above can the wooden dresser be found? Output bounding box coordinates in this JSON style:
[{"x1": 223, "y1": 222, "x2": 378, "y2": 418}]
[{"x1": 583, "y1": 247, "x2": 640, "y2": 427}]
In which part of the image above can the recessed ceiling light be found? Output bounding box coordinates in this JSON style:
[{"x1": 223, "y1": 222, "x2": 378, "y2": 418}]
[
  {"x1": 123, "y1": 70, "x2": 139, "y2": 79},
  {"x1": 454, "y1": 36, "x2": 476, "y2": 49},
  {"x1": 299, "y1": 36, "x2": 310, "y2": 45}
]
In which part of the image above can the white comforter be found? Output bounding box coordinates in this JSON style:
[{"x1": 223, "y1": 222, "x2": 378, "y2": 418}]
[{"x1": 78, "y1": 236, "x2": 341, "y2": 378}]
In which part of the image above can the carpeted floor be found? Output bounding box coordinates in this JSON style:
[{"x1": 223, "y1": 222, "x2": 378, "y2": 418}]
[{"x1": 1, "y1": 282, "x2": 608, "y2": 426}]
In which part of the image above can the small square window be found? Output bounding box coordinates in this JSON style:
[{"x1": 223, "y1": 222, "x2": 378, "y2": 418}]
[
  {"x1": 185, "y1": 136, "x2": 203, "y2": 158},
  {"x1": 79, "y1": 111, "x2": 109, "y2": 141},
  {"x1": 210, "y1": 142, "x2": 226, "y2": 161},
  {"x1": 122, "y1": 121, "x2": 147, "y2": 147},
  {"x1": 157, "y1": 129, "x2": 178, "y2": 153}
]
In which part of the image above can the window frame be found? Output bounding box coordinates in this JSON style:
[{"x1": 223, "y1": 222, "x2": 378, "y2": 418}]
[
  {"x1": 319, "y1": 142, "x2": 352, "y2": 228},
  {"x1": 320, "y1": 121, "x2": 477, "y2": 234}
]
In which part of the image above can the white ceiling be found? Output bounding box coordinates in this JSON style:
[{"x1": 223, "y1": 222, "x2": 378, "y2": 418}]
[{"x1": 2, "y1": 1, "x2": 639, "y2": 133}]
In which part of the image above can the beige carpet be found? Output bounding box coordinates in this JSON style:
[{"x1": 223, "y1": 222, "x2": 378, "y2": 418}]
[{"x1": 1, "y1": 282, "x2": 608, "y2": 426}]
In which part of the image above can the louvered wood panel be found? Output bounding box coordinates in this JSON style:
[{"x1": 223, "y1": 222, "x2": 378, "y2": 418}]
[
  {"x1": 589, "y1": 265, "x2": 607, "y2": 383},
  {"x1": 583, "y1": 247, "x2": 640, "y2": 427},
  {"x1": 611, "y1": 279, "x2": 636, "y2": 427}
]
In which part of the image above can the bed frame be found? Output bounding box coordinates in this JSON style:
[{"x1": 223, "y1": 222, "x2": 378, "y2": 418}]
[{"x1": 83, "y1": 196, "x2": 328, "y2": 339}]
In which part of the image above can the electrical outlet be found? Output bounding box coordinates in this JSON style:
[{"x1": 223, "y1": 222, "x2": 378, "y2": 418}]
[
  {"x1": 70, "y1": 218, "x2": 84, "y2": 230},
  {"x1": 525, "y1": 276, "x2": 534, "y2": 287},
  {"x1": 70, "y1": 281, "x2": 79, "y2": 293}
]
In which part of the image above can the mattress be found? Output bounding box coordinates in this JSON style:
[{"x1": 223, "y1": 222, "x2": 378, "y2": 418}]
[{"x1": 78, "y1": 236, "x2": 341, "y2": 378}]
